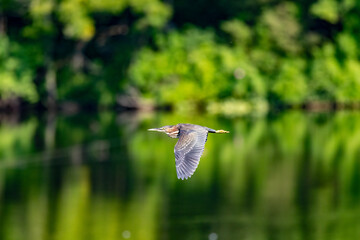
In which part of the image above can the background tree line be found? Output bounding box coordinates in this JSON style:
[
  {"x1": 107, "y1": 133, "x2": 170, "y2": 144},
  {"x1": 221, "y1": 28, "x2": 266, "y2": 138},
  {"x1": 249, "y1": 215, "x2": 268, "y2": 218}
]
[{"x1": 0, "y1": 0, "x2": 360, "y2": 112}]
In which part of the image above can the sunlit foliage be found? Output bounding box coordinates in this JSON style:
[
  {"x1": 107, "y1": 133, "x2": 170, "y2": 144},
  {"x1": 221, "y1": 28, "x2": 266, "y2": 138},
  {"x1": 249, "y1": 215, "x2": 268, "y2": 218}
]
[
  {"x1": 129, "y1": 29, "x2": 265, "y2": 109},
  {"x1": 128, "y1": 0, "x2": 360, "y2": 109},
  {"x1": 0, "y1": 36, "x2": 41, "y2": 102}
]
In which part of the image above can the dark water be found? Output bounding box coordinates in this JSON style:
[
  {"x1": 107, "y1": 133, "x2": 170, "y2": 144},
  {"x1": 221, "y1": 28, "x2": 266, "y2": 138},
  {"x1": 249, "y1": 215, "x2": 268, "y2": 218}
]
[{"x1": 0, "y1": 110, "x2": 360, "y2": 240}]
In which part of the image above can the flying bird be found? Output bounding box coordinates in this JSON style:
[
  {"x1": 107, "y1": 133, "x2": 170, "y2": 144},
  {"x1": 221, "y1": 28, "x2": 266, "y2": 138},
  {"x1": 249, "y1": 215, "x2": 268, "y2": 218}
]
[{"x1": 148, "y1": 123, "x2": 229, "y2": 180}]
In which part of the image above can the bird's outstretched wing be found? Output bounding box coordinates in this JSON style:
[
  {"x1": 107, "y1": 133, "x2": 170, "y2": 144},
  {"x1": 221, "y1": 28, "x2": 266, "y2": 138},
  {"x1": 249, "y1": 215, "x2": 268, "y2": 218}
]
[{"x1": 174, "y1": 130, "x2": 208, "y2": 180}]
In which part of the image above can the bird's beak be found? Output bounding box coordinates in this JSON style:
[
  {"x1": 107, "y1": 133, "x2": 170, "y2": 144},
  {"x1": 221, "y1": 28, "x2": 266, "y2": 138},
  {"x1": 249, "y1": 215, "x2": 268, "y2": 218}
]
[{"x1": 148, "y1": 128, "x2": 165, "y2": 133}]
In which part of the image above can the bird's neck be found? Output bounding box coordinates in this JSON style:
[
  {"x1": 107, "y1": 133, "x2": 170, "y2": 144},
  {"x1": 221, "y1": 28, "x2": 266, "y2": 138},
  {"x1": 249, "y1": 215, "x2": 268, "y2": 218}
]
[
  {"x1": 167, "y1": 131, "x2": 179, "y2": 138},
  {"x1": 167, "y1": 126, "x2": 179, "y2": 138}
]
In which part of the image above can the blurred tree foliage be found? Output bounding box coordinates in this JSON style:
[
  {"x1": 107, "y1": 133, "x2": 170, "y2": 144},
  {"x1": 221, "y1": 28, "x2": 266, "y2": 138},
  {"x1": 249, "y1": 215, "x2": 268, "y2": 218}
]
[{"x1": 0, "y1": 0, "x2": 360, "y2": 109}]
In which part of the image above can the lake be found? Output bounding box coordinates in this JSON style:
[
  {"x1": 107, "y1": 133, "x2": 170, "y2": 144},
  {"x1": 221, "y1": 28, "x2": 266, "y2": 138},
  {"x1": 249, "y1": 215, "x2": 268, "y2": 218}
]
[{"x1": 0, "y1": 110, "x2": 359, "y2": 240}]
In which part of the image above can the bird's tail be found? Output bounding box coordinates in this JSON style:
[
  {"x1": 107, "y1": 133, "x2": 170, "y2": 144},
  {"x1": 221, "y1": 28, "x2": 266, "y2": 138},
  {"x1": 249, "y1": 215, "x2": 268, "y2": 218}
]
[{"x1": 215, "y1": 129, "x2": 229, "y2": 134}]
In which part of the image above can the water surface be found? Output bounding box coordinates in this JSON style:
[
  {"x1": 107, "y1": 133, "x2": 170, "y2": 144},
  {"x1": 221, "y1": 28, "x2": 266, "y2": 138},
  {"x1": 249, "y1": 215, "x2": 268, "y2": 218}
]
[{"x1": 0, "y1": 111, "x2": 359, "y2": 240}]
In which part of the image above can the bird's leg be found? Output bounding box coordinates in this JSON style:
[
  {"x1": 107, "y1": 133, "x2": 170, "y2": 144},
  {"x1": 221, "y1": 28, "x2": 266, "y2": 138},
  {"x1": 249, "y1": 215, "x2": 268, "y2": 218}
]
[{"x1": 215, "y1": 130, "x2": 229, "y2": 134}]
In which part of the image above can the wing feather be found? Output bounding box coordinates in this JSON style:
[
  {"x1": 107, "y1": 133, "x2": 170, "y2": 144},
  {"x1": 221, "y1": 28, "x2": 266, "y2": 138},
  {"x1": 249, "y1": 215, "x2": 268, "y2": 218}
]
[{"x1": 174, "y1": 130, "x2": 208, "y2": 180}]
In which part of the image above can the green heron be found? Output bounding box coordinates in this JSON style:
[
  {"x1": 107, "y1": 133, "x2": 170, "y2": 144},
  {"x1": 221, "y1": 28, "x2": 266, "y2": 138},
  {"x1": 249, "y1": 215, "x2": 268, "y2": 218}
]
[{"x1": 148, "y1": 124, "x2": 229, "y2": 180}]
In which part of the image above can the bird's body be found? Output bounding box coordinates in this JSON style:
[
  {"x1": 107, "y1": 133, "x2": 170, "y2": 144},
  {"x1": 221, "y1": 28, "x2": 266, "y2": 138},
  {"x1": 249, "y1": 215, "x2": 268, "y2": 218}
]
[{"x1": 148, "y1": 124, "x2": 229, "y2": 180}]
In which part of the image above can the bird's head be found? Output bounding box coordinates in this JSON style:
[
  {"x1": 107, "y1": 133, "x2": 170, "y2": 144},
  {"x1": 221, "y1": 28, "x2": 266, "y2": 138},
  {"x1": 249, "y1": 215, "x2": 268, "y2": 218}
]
[{"x1": 148, "y1": 125, "x2": 179, "y2": 138}]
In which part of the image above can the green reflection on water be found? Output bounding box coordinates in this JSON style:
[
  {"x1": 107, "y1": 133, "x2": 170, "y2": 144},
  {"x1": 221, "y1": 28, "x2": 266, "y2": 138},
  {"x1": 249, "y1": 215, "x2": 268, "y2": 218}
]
[{"x1": 0, "y1": 111, "x2": 360, "y2": 240}]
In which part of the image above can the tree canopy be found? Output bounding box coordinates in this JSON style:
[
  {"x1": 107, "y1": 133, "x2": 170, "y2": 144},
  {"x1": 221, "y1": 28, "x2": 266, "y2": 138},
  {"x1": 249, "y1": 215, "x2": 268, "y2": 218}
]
[{"x1": 0, "y1": 0, "x2": 360, "y2": 112}]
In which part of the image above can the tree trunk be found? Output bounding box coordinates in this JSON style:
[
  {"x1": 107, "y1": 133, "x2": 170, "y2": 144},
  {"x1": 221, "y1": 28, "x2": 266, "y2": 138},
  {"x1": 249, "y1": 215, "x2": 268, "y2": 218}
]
[
  {"x1": 45, "y1": 62, "x2": 57, "y2": 110},
  {"x1": 0, "y1": 14, "x2": 5, "y2": 35},
  {"x1": 72, "y1": 41, "x2": 86, "y2": 70}
]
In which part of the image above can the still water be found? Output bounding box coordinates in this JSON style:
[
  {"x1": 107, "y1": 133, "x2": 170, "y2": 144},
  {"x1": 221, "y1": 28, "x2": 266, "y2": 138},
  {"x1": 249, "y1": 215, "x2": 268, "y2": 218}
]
[{"x1": 0, "y1": 110, "x2": 359, "y2": 240}]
